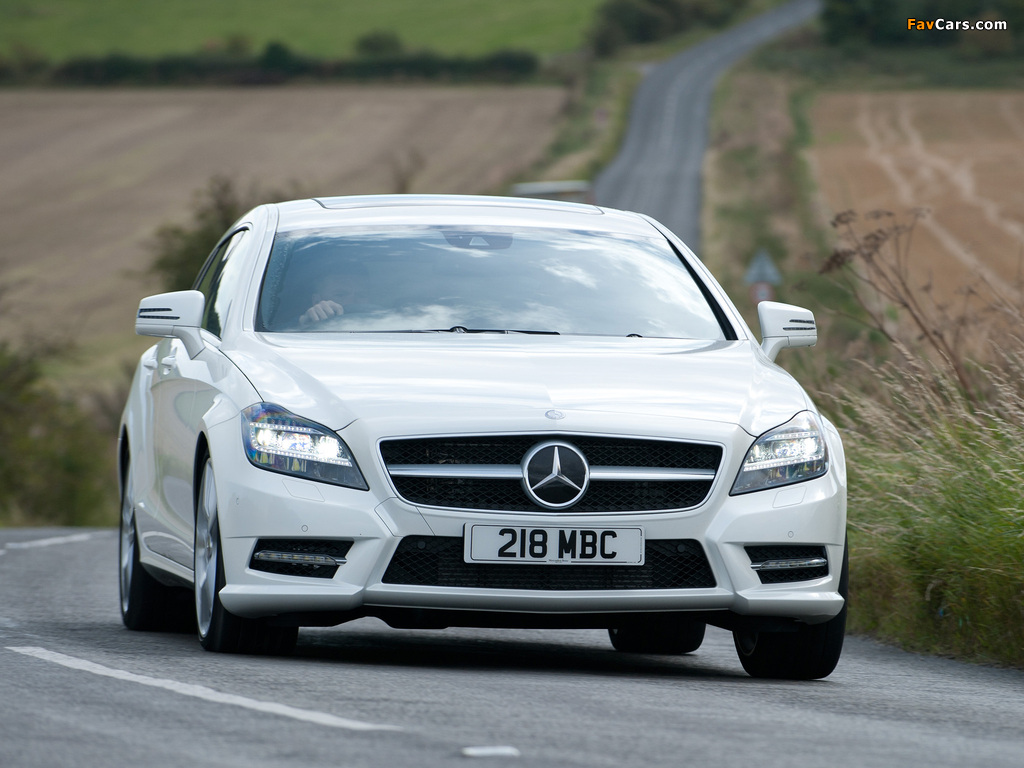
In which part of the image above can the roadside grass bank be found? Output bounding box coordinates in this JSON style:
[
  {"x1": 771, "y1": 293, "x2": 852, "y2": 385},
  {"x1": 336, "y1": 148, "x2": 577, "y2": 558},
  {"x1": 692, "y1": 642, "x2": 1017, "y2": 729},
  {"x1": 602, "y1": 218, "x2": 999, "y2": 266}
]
[{"x1": 704, "y1": 25, "x2": 1024, "y2": 668}]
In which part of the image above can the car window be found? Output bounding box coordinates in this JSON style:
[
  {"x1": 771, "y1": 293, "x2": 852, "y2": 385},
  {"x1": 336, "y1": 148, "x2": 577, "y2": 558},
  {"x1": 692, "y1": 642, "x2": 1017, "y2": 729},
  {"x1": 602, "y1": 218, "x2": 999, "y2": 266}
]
[
  {"x1": 256, "y1": 226, "x2": 728, "y2": 340},
  {"x1": 194, "y1": 229, "x2": 250, "y2": 338}
]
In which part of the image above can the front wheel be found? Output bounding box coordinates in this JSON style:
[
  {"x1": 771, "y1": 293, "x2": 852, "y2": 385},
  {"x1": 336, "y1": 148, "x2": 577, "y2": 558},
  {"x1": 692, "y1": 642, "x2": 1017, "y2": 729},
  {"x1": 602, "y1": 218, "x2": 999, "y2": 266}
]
[
  {"x1": 733, "y1": 539, "x2": 849, "y2": 680},
  {"x1": 120, "y1": 460, "x2": 189, "y2": 631},
  {"x1": 194, "y1": 457, "x2": 297, "y2": 654}
]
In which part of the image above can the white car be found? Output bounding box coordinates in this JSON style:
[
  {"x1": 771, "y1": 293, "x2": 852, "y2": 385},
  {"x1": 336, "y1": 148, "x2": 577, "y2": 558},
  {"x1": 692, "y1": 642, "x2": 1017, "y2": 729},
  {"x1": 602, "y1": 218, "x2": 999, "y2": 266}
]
[{"x1": 118, "y1": 194, "x2": 847, "y2": 679}]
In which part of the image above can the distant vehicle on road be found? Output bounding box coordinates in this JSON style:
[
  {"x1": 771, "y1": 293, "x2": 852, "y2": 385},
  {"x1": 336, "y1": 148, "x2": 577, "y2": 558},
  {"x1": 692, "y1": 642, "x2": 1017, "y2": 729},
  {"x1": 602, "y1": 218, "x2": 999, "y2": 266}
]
[{"x1": 118, "y1": 194, "x2": 846, "y2": 679}]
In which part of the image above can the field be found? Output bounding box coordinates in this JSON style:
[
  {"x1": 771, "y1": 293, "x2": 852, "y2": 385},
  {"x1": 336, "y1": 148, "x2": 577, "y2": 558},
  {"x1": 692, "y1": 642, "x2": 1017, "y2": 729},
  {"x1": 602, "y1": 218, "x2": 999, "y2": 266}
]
[
  {"x1": 807, "y1": 91, "x2": 1024, "y2": 312},
  {"x1": 0, "y1": 86, "x2": 566, "y2": 375},
  {"x1": 0, "y1": 0, "x2": 604, "y2": 59}
]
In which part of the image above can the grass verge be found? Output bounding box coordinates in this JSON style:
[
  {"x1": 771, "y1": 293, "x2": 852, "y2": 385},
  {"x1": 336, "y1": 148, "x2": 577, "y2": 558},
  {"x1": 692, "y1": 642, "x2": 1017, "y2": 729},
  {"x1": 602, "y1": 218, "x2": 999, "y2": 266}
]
[{"x1": 705, "y1": 24, "x2": 1024, "y2": 667}]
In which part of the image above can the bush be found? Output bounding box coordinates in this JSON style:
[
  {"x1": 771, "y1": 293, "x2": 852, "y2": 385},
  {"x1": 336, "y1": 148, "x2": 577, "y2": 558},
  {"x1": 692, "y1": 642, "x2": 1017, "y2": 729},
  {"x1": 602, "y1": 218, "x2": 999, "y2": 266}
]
[
  {"x1": 150, "y1": 176, "x2": 250, "y2": 292},
  {"x1": 355, "y1": 30, "x2": 405, "y2": 59},
  {"x1": 42, "y1": 41, "x2": 538, "y2": 86},
  {"x1": 589, "y1": 0, "x2": 749, "y2": 57},
  {"x1": 822, "y1": 0, "x2": 1024, "y2": 50},
  {"x1": 0, "y1": 338, "x2": 114, "y2": 526}
]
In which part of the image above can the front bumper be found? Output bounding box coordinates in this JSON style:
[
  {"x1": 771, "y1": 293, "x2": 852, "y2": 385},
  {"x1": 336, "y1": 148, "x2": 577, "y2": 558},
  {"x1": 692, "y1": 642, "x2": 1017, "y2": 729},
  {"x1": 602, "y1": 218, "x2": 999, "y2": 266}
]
[{"x1": 213, "y1": 431, "x2": 847, "y2": 626}]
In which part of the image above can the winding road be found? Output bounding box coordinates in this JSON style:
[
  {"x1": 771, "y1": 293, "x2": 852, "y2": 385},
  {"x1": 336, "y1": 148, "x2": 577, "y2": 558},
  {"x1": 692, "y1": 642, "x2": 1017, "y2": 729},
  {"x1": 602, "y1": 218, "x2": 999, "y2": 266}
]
[
  {"x1": 595, "y1": 0, "x2": 819, "y2": 248},
  {"x1": 4, "y1": 3, "x2": 1024, "y2": 766}
]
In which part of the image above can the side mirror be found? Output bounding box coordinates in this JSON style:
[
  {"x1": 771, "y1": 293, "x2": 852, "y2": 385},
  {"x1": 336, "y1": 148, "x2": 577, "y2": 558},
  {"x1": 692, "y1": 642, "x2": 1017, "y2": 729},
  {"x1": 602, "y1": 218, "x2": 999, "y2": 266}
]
[
  {"x1": 136, "y1": 290, "x2": 205, "y2": 358},
  {"x1": 758, "y1": 301, "x2": 816, "y2": 362}
]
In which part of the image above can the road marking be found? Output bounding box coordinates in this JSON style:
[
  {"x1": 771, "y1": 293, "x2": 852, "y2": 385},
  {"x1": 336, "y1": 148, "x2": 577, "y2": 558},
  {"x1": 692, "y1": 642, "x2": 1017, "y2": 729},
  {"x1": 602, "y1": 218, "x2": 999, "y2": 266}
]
[
  {"x1": 8, "y1": 646, "x2": 401, "y2": 732},
  {"x1": 461, "y1": 746, "x2": 521, "y2": 758},
  {"x1": 5, "y1": 532, "x2": 97, "y2": 549}
]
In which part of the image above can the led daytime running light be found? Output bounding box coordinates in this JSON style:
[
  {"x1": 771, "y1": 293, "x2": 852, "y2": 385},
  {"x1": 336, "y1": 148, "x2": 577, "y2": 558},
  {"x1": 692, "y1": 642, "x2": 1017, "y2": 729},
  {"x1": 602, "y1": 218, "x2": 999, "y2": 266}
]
[
  {"x1": 743, "y1": 431, "x2": 824, "y2": 470},
  {"x1": 249, "y1": 421, "x2": 353, "y2": 466},
  {"x1": 241, "y1": 403, "x2": 368, "y2": 490},
  {"x1": 731, "y1": 412, "x2": 828, "y2": 495}
]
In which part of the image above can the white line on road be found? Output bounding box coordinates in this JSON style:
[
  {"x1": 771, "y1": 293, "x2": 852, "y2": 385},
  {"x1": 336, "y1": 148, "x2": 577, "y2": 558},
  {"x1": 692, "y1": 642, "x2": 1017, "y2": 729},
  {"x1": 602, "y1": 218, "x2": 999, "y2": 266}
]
[
  {"x1": 461, "y1": 746, "x2": 522, "y2": 758},
  {"x1": 5, "y1": 532, "x2": 97, "y2": 549},
  {"x1": 8, "y1": 646, "x2": 402, "y2": 732}
]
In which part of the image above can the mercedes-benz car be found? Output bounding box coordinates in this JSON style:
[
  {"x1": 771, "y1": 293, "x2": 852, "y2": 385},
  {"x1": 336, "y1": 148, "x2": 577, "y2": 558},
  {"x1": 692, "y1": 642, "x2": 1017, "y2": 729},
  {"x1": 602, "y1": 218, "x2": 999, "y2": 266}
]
[{"x1": 118, "y1": 194, "x2": 847, "y2": 679}]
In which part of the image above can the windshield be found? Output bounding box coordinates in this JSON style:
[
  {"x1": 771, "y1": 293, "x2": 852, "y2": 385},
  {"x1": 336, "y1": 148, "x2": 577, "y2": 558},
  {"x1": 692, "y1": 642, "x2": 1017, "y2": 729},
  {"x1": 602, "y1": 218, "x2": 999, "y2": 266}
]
[{"x1": 256, "y1": 226, "x2": 729, "y2": 339}]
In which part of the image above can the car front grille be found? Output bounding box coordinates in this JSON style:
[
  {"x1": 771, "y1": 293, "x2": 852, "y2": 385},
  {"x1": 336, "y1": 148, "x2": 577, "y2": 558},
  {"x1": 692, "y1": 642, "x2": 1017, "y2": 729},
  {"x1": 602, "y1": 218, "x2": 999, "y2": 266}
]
[
  {"x1": 382, "y1": 536, "x2": 716, "y2": 590},
  {"x1": 380, "y1": 435, "x2": 722, "y2": 513}
]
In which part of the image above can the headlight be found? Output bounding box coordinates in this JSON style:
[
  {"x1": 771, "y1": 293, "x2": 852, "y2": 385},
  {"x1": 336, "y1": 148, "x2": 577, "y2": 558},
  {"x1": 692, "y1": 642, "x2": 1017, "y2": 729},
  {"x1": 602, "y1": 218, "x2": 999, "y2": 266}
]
[
  {"x1": 730, "y1": 411, "x2": 828, "y2": 495},
  {"x1": 241, "y1": 403, "x2": 368, "y2": 490}
]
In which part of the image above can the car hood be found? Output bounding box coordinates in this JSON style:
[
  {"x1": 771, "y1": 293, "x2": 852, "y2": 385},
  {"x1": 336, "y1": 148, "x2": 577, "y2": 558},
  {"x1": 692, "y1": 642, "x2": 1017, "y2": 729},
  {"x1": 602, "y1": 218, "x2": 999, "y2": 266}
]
[{"x1": 225, "y1": 334, "x2": 814, "y2": 437}]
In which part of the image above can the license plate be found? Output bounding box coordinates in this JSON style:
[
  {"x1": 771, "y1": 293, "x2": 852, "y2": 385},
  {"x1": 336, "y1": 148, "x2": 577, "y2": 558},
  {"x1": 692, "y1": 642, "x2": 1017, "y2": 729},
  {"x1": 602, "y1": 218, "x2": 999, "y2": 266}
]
[{"x1": 465, "y1": 525, "x2": 644, "y2": 565}]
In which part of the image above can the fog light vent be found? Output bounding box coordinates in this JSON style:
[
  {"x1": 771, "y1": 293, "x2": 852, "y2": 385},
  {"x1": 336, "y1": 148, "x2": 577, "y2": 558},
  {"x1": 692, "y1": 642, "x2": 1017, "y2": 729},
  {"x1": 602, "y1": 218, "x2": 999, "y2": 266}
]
[
  {"x1": 249, "y1": 538, "x2": 353, "y2": 579},
  {"x1": 745, "y1": 545, "x2": 828, "y2": 584}
]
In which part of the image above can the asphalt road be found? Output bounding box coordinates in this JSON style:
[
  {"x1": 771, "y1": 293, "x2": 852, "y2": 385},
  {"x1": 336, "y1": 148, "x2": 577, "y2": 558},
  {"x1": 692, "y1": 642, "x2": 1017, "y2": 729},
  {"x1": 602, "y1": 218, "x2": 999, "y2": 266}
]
[
  {"x1": 2, "y1": 529, "x2": 1023, "y2": 767},
  {"x1": 594, "y1": 0, "x2": 820, "y2": 249},
  {"x1": 5, "y1": 4, "x2": 1024, "y2": 766}
]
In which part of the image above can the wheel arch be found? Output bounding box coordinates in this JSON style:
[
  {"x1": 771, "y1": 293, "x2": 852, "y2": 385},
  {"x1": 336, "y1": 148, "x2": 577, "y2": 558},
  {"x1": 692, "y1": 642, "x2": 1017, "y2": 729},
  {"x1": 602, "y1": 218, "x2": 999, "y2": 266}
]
[
  {"x1": 192, "y1": 433, "x2": 212, "y2": 521},
  {"x1": 118, "y1": 428, "x2": 130, "y2": 498}
]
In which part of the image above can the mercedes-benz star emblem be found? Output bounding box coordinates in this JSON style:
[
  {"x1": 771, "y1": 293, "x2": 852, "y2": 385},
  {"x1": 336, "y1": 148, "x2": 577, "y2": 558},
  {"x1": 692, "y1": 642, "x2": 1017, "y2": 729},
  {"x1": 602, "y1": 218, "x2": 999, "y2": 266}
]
[{"x1": 521, "y1": 441, "x2": 590, "y2": 510}]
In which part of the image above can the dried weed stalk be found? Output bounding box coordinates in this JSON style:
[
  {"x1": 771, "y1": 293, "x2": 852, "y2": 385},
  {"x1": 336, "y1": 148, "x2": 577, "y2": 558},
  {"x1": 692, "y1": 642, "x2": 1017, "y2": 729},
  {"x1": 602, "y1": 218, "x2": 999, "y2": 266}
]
[{"x1": 819, "y1": 208, "x2": 1024, "y2": 405}]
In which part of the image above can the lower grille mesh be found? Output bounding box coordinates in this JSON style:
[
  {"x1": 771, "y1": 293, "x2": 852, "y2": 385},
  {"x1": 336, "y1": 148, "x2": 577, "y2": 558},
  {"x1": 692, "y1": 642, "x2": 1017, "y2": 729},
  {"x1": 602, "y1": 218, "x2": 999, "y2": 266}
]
[{"x1": 382, "y1": 536, "x2": 716, "y2": 590}]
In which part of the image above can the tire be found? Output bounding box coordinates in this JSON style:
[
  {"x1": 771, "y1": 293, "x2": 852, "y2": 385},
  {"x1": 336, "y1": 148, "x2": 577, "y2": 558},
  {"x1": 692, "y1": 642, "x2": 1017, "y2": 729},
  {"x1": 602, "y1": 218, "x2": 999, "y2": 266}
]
[
  {"x1": 608, "y1": 615, "x2": 706, "y2": 654},
  {"x1": 194, "y1": 457, "x2": 297, "y2": 655},
  {"x1": 120, "y1": 461, "x2": 189, "y2": 631},
  {"x1": 733, "y1": 538, "x2": 849, "y2": 680}
]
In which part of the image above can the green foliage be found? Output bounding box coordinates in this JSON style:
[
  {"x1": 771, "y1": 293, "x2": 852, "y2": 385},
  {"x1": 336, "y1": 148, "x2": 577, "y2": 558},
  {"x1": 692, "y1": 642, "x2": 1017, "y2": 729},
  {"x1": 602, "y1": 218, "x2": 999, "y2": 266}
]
[
  {"x1": 355, "y1": 30, "x2": 406, "y2": 59},
  {"x1": 754, "y1": 23, "x2": 1024, "y2": 87},
  {"x1": 822, "y1": 0, "x2": 1024, "y2": 52},
  {"x1": 38, "y1": 41, "x2": 539, "y2": 86},
  {"x1": 150, "y1": 176, "x2": 252, "y2": 292},
  {"x1": 0, "y1": 0, "x2": 605, "y2": 60},
  {"x1": 0, "y1": 339, "x2": 114, "y2": 527},
  {"x1": 258, "y1": 41, "x2": 310, "y2": 77},
  {"x1": 590, "y1": 0, "x2": 748, "y2": 56}
]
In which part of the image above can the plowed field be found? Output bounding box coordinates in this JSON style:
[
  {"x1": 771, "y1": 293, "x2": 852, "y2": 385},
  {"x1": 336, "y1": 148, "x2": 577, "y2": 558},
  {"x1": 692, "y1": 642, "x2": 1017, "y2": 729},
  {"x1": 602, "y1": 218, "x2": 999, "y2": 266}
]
[
  {"x1": 808, "y1": 91, "x2": 1024, "y2": 309},
  {"x1": 0, "y1": 86, "x2": 564, "y2": 369}
]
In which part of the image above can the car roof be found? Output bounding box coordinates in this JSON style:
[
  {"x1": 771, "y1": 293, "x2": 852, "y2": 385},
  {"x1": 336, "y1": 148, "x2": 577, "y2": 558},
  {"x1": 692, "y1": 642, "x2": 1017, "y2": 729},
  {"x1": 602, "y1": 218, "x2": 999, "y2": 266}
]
[{"x1": 270, "y1": 194, "x2": 662, "y2": 237}]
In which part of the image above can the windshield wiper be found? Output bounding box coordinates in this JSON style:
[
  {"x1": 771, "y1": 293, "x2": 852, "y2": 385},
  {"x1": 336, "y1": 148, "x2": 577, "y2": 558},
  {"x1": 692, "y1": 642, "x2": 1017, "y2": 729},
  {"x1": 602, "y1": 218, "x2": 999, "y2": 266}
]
[
  {"x1": 435, "y1": 326, "x2": 560, "y2": 335},
  {"x1": 323, "y1": 327, "x2": 560, "y2": 335}
]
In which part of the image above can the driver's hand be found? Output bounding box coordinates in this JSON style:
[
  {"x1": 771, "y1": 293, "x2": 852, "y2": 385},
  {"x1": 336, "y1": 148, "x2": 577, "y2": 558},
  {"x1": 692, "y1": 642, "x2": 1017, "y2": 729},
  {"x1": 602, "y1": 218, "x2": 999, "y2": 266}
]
[{"x1": 299, "y1": 300, "x2": 344, "y2": 327}]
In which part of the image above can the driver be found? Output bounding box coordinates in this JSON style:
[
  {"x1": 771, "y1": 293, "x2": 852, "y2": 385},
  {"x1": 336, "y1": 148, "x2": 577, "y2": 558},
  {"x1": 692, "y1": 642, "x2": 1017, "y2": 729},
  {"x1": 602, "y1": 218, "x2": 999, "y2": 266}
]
[{"x1": 298, "y1": 261, "x2": 368, "y2": 327}]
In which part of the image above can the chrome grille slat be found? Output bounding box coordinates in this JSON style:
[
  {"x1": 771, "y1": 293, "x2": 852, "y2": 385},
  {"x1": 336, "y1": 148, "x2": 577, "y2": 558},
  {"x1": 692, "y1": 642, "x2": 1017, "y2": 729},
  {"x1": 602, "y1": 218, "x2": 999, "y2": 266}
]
[
  {"x1": 380, "y1": 435, "x2": 722, "y2": 512},
  {"x1": 387, "y1": 464, "x2": 716, "y2": 482}
]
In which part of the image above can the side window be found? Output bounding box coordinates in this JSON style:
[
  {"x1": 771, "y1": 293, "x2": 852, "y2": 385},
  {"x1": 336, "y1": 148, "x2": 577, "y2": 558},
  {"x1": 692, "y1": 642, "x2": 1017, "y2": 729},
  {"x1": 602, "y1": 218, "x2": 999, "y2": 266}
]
[{"x1": 193, "y1": 229, "x2": 250, "y2": 338}]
